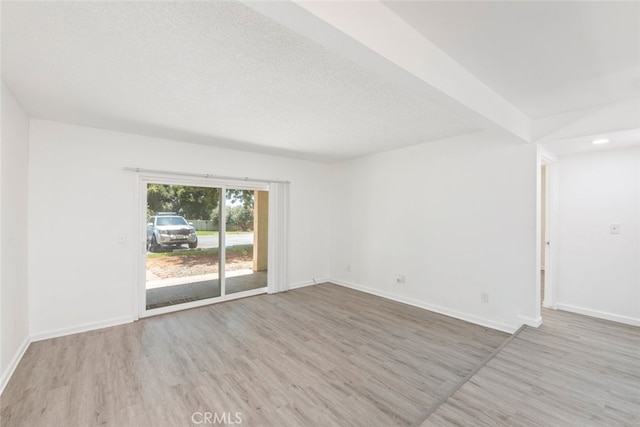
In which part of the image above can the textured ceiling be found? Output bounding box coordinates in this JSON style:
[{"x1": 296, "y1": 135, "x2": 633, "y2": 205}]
[
  {"x1": 2, "y1": 1, "x2": 639, "y2": 161},
  {"x1": 1, "y1": 1, "x2": 478, "y2": 162},
  {"x1": 384, "y1": 1, "x2": 640, "y2": 118}
]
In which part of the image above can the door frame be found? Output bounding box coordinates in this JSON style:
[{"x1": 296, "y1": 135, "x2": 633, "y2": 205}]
[
  {"x1": 539, "y1": 155, "x2": 557, "y2": 311},
  {"x1": 135, "y1": 172, "x2": 269, "y2": 318}
]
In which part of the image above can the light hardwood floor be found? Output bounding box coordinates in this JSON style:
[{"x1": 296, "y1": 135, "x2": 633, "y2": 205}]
[
  {"x1": 2, "y1": 284, "x2": 638, "y2": 426},
  {"x1": 1, "y1": 283, "x2": 507, "y2": 426},
  {"x1": 421, "y1": 308, "x2": 640, "y2": 426}
]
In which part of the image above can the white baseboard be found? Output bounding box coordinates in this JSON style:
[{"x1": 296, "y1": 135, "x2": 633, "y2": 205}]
[
  {"x1": 30, "y1": 315, "x2": 136, "y2": 342},
  {"x1": 518, "y1": 314, "x2": 542, "y2": 328},
  {"x1": 289, "y1": 278, "x2": 328, "y2": 290},
  {"x1": 0, "y1": 335, "x2": 30, "y2": 395},
  {"x1": 556, "y1": 303, "x2": 640, "y2": 327},
  {"x1": 331, "y1": 279, "x2": 518, "y2": 333}
]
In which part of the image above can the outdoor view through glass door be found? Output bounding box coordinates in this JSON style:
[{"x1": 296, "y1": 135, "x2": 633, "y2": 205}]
[
  {"x1": 225, "y1": 189, "x2": 268, "y2": 295},
  {"x1": 144, "y1": 183, "x2": 267, "y2": 310}
]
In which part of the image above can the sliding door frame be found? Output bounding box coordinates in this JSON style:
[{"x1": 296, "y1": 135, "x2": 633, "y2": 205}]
[{"x1": 135, "y1": 172, "x2": 269, "y2": 319}]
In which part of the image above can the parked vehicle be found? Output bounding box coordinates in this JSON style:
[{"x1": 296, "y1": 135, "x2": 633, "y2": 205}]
[{"x1": 147, "y1": 213, "x2": 198, "y2": 252}]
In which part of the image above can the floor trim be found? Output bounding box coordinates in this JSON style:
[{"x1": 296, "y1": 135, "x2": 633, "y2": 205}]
[
  {"x1": 289, "y1": 278, "x2": 325, "y2": 290},
  {"x1": 556, "y1": 303, "x2": 640, "y2": 327},
  {"x1": 518, "y1": 314, "x2": 542, "y2": 328},
  {"x1": 30, "y1": 315, "x2": 135, "y2": 342},
  {"x1": 331, "y1": 279, "x2": 517, "y2": 333},
  {"x1": 410, "y1": 324, "x2": 528, "y2": 426},
  {"x1": 0, "y1": 335, "x2": 30, "y2": 395}
]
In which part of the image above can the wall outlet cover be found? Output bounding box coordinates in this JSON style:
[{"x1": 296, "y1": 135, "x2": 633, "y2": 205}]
[{"x1": 481, "y1": 292, "x2": 489, "y2": 303}]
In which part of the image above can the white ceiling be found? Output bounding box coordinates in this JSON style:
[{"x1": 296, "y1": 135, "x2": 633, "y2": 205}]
[
  {"x1": 542, "y1": 129, "x2": 640, "y2": 157},
  {"x1": 2, "y1": 1, "x2": 639, "y2": 162},
  {"x1": 384, "y1": 1, "x2": 640, "y2": 118}
]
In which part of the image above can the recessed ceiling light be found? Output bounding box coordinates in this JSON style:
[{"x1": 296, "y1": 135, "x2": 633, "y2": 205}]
[{"x1": 592, "y1": 138, "x2": 610, "y2": 145}]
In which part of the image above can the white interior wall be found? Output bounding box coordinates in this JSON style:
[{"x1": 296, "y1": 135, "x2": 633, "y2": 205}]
[
  {"x1": 27, "y1": 119, "x2": 330, "y2": 339},
  {"x1": 555, "y1": 146, "x2": 640, "y2": 325},
  {"x1": 0, "y1": 81, "x2": 30, "y2": 392},
  {"x1": 15, "y1": 111, "x2": 638, "y2": 390},
  {"x1": 329, "y1": 131, "x2": 539, "y2": 332}
]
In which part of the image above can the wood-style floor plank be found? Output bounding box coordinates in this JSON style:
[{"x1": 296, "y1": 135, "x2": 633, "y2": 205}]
[
  {"x1": 1, "y1": 283, "x2": 507, "y2": 426},
  {"x1": 4, "y1": 285, "x2": 639, "y2": 426},
  {"x1": 420, "y1": 308, "x2": 640, "y2": 427}
]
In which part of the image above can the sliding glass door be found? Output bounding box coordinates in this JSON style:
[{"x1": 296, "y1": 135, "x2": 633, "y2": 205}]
[{"x1": 142, "y1": 178, "x2": 268, "y2": 314}]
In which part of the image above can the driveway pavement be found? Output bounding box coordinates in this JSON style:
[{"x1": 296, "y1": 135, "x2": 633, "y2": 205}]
[{"x1": 197, "y1": 232, "x2": 253, "y2": 249}]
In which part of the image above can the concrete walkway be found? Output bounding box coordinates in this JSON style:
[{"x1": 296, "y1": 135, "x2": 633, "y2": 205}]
[
  {"x1": 145, "y1": 268, "x2": 255, "y2": 289},
  {"x1": 145, "y1": 270, "x2": 268, "y2": 309}
]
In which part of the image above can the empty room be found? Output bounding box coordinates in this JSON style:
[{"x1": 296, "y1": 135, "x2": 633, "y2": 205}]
[{"x1": 1, "y1": 1, "x2": 639, "y2": 426}]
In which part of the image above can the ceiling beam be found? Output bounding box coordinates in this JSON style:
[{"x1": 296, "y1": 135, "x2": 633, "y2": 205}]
[
  {"x1": 244, "y1": 0, "x2": 532, "y2": 143},
  {"x1": 533, "y1": 97, "x2": 640, "y2": 142}
]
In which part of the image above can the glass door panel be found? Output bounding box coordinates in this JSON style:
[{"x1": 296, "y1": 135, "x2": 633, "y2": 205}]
[
  {"x1": 145, "y1": 184, "x2": 221, "y2": 309},
  {"x1": 224, "y1": 189, "x2": 268, "y2": 295}
]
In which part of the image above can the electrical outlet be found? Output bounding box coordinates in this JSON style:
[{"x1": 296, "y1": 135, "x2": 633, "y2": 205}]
[
  {"x1": 396, "y1": 275, "x2": 406, "y2": 284},
  {"x1": 481, "y1": 292, "x2": 489, "y2": 303}
]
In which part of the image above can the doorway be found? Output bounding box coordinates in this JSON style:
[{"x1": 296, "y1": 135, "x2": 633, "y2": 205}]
[
  {"x1": 539, "y1": 158, "x2": 555, "y2": 310},
  {"x1": 541, "y1": 165, "x2": 547, "y2": 305},
  {"x1": 140, "y1": 177, "x2": 269, "y2": 315}
]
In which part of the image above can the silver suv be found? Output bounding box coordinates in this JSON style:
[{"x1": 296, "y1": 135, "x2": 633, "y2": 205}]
[{"x1": 147, "y1": 213, "x2": 198, "y2": 252}]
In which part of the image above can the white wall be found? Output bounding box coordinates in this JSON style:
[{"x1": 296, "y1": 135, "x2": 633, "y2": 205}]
[
  {"x1": 555, "y1": 146, "x2": 640, "y2": 325},
  {"x1": 28, "y1": 120, "x2": 330, "y2": 338},
  {"x1": 329, "y1": 131, "x2": 539, "y2": 332},
  {"x1": 1, "y1": 81, "x2": 30, "y2": 392}
]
